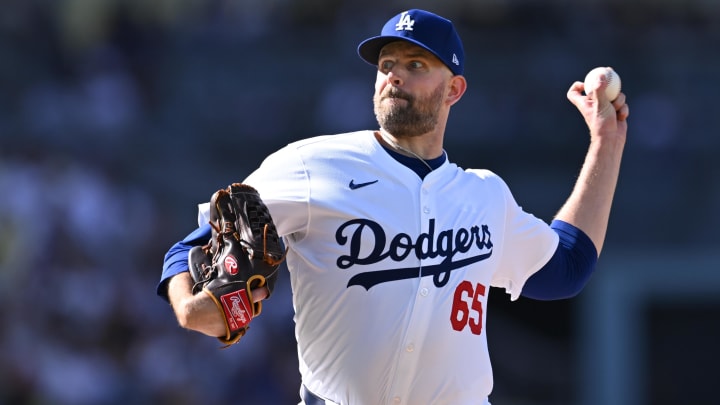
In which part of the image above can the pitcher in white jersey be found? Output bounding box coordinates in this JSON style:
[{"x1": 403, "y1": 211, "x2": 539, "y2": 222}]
[{"x1": 158, "y1": 8, "x2": 629, "y2": 405}]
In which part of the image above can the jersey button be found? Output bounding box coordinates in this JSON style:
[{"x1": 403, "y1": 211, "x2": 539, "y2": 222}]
[
  {"x1": 393, "y1": 396, "x2": 401, "y2": 404},
  {"x1": 420, "y1": 287, "x2": 429, "y2": 296},
  {"x1": 423, "y1": 206, "x2": 430, "y2": 214}
]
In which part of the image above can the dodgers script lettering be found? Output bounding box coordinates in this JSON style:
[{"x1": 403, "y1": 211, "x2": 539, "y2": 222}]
[{"x1": 336, "y1": 218, "x2": 493, "y2": 290}]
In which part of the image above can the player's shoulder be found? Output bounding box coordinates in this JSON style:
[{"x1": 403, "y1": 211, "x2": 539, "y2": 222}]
[
  {"x1": 284, "y1": 131, "x2": 374, "y2": 151},
  {"x1": 449, "y1": 167, "x2": 512, "y2": 194},
  {"x1": 257, "y1": 131, "x2": 374, "y2": 172},
  {"x1": 463, "y1": 168, "x2": 501, "y2": 180},
  {"x1": 267, "y1": 131, "x2": 376, "y2": 164},
  {"x1": 458, "y1": 167, "x2": 505, "y2": 185}
]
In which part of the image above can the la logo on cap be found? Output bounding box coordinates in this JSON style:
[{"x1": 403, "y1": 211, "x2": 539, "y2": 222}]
[
  {"x1": 395, "y1": 11, "x2": 415, "y2": 31},
  {"x1": 357, "y1": 9, "x2": 465, "y2": 76}
]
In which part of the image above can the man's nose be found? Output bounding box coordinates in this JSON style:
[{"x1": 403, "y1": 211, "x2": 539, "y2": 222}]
[{"x1": 385, "y1": 69, "x2": 403, "y2": 86}]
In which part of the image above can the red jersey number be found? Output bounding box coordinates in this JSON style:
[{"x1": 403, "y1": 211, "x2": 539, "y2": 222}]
[{"x1": 450, "y1": 281, "x2": 486, "y2": 335}]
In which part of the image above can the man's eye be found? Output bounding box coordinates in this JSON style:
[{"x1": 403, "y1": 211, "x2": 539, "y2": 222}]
[
  {"x1": 409, "y1": 61, "x2": 424, "y2": 69},
  {"x1": 380, "y1": 60, "x2": 394, "y2": 71}
]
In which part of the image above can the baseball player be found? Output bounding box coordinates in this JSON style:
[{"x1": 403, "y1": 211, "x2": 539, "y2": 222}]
[{"x1": 158, "y1": 9, "x2": 629, "y2": 405}]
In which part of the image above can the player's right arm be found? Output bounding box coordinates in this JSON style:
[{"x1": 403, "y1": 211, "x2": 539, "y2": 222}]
[
  {"x1": 167, "y1": 271, "x2": 228, "y2": 337},
  {"x1": 159, "y1": 143, "x2": 306, "y2": 337},
  {"x1": 158, "y1": 224, "x2": 227, "y2": 337},
  {"x1": 159, "y1": 225, "x2": 268, "y2": 338}
]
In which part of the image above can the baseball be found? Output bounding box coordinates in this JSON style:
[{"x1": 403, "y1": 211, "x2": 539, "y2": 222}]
[{"x1": 583, "y1": 67, "x2": 621, "y2": 101}]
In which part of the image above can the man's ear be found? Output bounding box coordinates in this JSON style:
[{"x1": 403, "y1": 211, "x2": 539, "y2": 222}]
[{"x1": 447, "y1": 75, "x2": 467, "y2": 106}]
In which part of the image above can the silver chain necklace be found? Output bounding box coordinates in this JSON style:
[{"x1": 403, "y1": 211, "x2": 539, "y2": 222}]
[{"x1": 378, "y1": 131, "x2": 434, "y2": 172}]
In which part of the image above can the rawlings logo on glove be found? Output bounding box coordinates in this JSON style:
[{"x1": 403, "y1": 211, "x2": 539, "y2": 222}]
[{"x1": 188, "y1": 183, "x2": 285, "y2": 346}]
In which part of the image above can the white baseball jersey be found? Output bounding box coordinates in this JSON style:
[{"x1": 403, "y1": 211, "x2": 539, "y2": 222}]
[{"x1": 198, "y1": 130, "x2": 559, "y2": 405}]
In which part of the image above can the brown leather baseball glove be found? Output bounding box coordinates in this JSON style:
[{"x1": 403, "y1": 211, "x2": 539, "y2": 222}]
[{"x1": 188, "y1": 183, "x2": 285, "y2": 346}]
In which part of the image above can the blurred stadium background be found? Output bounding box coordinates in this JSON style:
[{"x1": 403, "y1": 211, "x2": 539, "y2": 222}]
[{"x1": 1, "y1": 1, "x2": 718, "y2": 404}]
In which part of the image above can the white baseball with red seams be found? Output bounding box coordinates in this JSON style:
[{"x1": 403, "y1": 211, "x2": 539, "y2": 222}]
[
  {"x1": 583, "y1": 67, "x2": 622, "y2": 101},
  {"x1": 198, "y1": 131, "x2": 559, "y2": 405}
]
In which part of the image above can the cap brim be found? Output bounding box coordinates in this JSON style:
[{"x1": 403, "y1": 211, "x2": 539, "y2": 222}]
[{"x1": 357, "y1": 36, "x2": 439, "y2": 67}]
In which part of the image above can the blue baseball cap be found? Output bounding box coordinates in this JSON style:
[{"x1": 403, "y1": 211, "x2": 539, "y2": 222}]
[{"x1": 357, "y1": 9, "x2": 465, "y2": 76}]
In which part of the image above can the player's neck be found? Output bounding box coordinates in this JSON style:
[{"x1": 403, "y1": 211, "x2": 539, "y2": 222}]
[{"x1": 376, "y1": 130, "x2": 444, "y2": 161}]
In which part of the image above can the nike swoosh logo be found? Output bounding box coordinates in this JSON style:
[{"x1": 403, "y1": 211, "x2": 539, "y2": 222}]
[{"x1": 349, "y1": 179, "x2": 378, "y2": 190}]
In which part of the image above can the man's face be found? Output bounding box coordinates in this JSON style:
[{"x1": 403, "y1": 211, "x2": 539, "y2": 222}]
[{"x1": 373, "y1": 41, "x2": 452, "y2": 138}]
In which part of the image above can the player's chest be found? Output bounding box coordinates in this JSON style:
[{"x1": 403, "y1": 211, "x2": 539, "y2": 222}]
[
  {"x1": 308, "y1": 169, "x2": 502, "y2": 231},
  {"x1": 307, "y1": 173, "x2": 502, "y2": 270}
]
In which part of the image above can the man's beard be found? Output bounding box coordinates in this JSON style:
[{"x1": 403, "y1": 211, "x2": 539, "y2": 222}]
[{"x1": 373, "y1": 85, "x2": 444, "y2": 138}]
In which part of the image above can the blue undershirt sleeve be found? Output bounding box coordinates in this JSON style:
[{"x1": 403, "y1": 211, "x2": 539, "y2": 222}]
[
  {"x1": 520, "y1": 219, "x2": 599, "y2": 300},
  {"x1": 156, "y1": 223, "x2": 212, "y2": 302}
]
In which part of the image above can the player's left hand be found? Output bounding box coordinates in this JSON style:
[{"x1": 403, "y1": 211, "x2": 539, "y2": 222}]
[{"x1": 567, "y1": 75, "x2": 629, "y2": 143}]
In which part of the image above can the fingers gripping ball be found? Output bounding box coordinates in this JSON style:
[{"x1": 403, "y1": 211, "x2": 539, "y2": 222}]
[
  {"x1": 583, "y1": 67, "x2": 621, "y2": 101},
  {"x1": 188, "y1": 183, "x2": 286, "y2": 346}
]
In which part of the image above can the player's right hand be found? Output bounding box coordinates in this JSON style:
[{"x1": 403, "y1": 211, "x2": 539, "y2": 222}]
[{"x1": 251, "y1": 286, "x2": 269, "y2": 302}]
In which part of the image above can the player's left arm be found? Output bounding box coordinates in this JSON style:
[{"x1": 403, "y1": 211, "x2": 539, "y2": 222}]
[
  {"x1": 521, "y1": 220, "x2": 597, "y2": 300},
  {"x1": 555, "y1": 73, "x2": 629, "y2": 256},
  {"x1": 519, "y1": 74, "x2": 628, "y2": 300}
]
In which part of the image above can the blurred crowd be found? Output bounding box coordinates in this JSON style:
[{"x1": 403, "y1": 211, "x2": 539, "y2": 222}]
[{"x1": 1, "y1": 1, "x2": 719, "y2": 404}]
